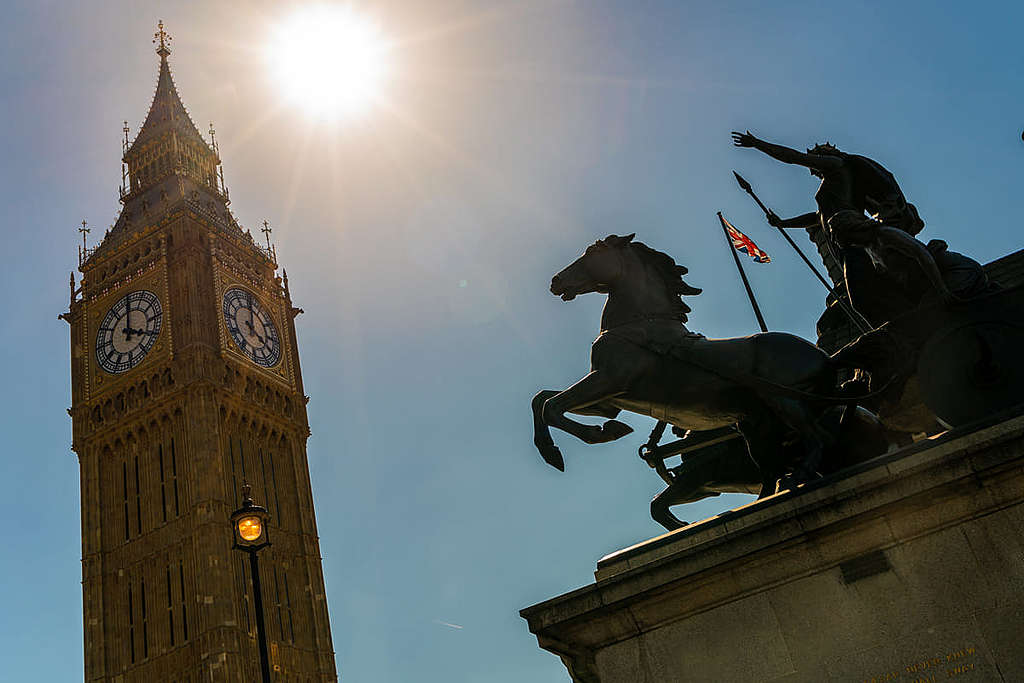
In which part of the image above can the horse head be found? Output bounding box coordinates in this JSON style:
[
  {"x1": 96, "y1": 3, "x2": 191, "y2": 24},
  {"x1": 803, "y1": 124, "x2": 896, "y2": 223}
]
[
  {"x1": 550, "y1": 234, "x2": 635, "y2": 301},
  {"x1": 551, "y1": 234, "x2": 701, "y2": 325}
]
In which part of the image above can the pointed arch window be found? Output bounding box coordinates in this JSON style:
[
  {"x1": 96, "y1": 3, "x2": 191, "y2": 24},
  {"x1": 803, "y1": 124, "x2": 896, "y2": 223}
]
[
  {"x1": 273, "y1": 563, "x2": 295, "y2": 643},
  {"x1": 122, "y1": 461, "x2": 130, "y2": 541},
  {"x1": 268, "y1": 450, "x2": 283, "y2": 528},
  {"x1": 140, "y1": 575, "x2": 149, "y2": 659},
  {"x1": 157, "y1": 437, "x2": 180, "y2": 523},
  {"x1": 170, "y1": 437, "x2": 180, "y2": 516},
  {"x1": 127, "y1": 582, "x2": 136, "y2": 663},
  {"x1": 158, "y1": 443, "x2": 168, "y2": 523},
  {"x1": 179, "y1": 559, "x2": 189, "y2": 641},
  {"x1": 166, "y1": 565, "x2": 175, "y2": 646},
  {"x1": 134, "y1": 454, "x2": 142, "y2": 536}
]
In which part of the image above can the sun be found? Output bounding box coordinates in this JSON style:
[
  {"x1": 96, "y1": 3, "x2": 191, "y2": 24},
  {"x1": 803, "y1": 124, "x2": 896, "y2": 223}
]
[{"x1": 268, "y1": 6, "x2": 390, "y2": 120}]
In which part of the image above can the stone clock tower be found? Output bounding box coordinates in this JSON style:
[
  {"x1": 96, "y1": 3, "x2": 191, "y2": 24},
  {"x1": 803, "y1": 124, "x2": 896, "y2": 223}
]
[{"x1": 63, "y1": 24, "x2": 337, "y2": 682}]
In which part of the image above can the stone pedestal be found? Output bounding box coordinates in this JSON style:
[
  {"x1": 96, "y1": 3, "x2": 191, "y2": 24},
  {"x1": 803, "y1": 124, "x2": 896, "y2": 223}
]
[{"x1": 521, "y1": 413, "x2": 1024, "y2": 682}]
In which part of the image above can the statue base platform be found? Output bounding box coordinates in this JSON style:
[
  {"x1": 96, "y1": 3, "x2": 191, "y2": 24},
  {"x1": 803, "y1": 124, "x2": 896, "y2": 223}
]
[{"x1": 521, "y1": 411, "x2": 1024, "y2": 682}]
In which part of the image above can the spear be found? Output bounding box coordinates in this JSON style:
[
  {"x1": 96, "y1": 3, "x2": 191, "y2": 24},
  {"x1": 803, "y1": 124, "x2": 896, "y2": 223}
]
[{"x1": 733, "y1": 171, "x2": 870, "y2": 334}]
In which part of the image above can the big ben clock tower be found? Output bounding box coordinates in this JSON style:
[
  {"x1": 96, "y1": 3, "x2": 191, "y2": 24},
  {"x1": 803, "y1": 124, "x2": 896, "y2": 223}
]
[{"x1": 63, "y1": 24, "x2": 338, "y2": 681}]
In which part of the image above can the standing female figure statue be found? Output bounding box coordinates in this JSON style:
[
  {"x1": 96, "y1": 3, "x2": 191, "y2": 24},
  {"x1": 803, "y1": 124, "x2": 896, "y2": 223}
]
[{"x1": 731, "y1": 131, "x2": 954, "y2": 324}]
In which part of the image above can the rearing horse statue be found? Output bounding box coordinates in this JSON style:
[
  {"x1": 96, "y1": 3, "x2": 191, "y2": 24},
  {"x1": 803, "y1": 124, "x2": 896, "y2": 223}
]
[{"x1": 532, "y1": 233, "x2": 850, "y2": 496}]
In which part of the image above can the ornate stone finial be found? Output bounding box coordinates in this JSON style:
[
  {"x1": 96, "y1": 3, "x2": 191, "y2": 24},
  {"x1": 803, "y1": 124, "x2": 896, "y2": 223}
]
[
  {"x1": 261, "y1": 219, "x2": 273, "y2": 250},
  {"x1": 77, "y1": 220, "x2": 91, "y2": 267},
  {"x1": 153, "y1": 20, "x2": 172, "y2": 58}
]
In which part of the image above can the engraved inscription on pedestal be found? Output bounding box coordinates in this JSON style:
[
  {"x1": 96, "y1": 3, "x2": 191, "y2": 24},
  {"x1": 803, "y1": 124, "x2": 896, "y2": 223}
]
[{"x1": 837, "y1": 622, "x2": 993, "y2": 682}]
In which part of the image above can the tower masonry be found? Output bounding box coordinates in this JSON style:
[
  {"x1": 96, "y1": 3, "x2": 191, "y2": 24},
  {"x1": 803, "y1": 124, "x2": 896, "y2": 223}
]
[{"x1": 63, "y1": 23, "x2": 338, "y2": 682}]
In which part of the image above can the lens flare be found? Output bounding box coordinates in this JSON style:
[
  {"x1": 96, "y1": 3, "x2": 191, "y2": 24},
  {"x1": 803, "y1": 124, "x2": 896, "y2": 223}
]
[{"x1": 268, "y1": 6, "x2": 390, "y2": 120}]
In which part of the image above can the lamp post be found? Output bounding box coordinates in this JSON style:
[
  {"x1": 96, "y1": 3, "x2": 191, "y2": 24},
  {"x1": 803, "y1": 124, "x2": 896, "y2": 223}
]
[{"x1": 231, "y1": 483, "x2": 273, "y2": 683}]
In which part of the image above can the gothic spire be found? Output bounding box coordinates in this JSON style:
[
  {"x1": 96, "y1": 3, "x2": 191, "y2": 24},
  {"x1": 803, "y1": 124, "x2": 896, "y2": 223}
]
[
  {"x1": 126, "y1": 20, "x2": 207, "y2": 155},
  {"x1": 84, "y1": 22, "x2": 239, "y2": 267}
]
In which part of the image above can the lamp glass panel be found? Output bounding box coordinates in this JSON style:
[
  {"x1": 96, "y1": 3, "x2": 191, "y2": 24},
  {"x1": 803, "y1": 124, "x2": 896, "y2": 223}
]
[{"x1": 238, "y1": 516, "x2": 263, "y2": 542}]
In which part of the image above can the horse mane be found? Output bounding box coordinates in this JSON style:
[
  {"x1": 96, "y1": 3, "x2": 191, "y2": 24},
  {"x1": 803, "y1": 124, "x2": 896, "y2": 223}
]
[{"x1": 610, "y1": 235, "x2": 702, "y2": 321}]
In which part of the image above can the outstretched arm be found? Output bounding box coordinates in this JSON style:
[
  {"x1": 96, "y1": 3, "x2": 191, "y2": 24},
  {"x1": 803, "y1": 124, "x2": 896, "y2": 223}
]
[{"x1": 732, "y1": 131, "x2": 844, "y2": 173}]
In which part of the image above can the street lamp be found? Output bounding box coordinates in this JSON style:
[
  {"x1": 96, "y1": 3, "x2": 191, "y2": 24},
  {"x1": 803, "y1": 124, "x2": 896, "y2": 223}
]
[{"x1": 231, "y1": 483, "x2": 273, "y2": 683}]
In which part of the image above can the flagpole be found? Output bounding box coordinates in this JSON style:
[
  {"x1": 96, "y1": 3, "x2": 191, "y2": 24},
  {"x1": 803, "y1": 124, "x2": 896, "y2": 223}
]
[{"x1": 718, "y1": 212, "x2": 768, "y2": 333}]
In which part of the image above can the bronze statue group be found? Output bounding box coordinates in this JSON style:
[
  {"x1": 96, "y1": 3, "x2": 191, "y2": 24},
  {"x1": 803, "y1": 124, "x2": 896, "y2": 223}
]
[{"x1": 533, "y1": 131, "x2": 1017, "y2": 530}]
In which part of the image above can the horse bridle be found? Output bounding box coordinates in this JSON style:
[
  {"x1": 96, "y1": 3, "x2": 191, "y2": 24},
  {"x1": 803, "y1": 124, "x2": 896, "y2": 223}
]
[{"x1": 597, "y1": 244, "x2": 689, "y2": 331}]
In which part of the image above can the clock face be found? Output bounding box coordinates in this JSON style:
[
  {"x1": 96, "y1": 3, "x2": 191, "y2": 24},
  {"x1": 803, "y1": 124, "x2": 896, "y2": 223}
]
[
  {"x1": 95, "y1": 290, "x2": 163, "y2": 374},
  {"x1": 222, "y1": 288, "x2": 281, "y2": 368}
]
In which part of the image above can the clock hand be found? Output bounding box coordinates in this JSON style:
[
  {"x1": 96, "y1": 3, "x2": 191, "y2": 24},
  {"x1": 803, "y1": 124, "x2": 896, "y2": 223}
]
[
  {"x1": 122, "y1": 309, "x2": 136, "y2": 342},
  {"x1": 243, "y1": 295, "x2": 264, "y2": 341},
  {"x1": 121, "y1": 309, "x2": 150, "y2": 343},
  {"x1": 244, "y1": 317, "x2": 266, "y2": 344},
  {"x1": 121, "y1": 295, "x2": 133, "y2": 341}
]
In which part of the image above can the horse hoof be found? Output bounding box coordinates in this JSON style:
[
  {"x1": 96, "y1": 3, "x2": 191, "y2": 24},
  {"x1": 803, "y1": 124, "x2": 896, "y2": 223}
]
[
  {"x1": 654, "y1": 515, "x2": 689, "y2": 532},
  {"x1": 539, "y1": 444, "x2": 565, "y2": 471},
  {"x1": 602, "y1": 420, "x2": 634, "y2": 440},
  {"x1": 776, "y1": 467, "x2": 821, "y2": 494},
  {"x1": 775, "y1": 476, "x2": 797, "y2": 494}
]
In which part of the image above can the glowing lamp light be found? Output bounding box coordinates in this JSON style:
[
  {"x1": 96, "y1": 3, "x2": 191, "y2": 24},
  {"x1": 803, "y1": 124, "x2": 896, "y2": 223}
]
[
  {"x1": 231, "y1": 484, "x2": 270, "y2": 550},
  {"x1": 237, "y1": 515, "x2": 264, "y2": 543}
]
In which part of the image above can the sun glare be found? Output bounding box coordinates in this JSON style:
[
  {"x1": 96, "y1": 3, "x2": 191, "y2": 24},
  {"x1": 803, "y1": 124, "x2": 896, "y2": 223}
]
[{"x1": 268, "y1": 6, "x2": 390, "y2": 120}]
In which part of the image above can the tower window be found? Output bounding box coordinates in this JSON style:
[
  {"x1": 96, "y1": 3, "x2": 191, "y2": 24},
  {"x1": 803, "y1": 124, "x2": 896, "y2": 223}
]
[
  {"x1": 158, "y1": 439, "x2": 180, "y2": 523},
  {"x1": 269, "y1": 451, "x2": 282, "y2": 528},
  {"x1": 274, "y1": 564, "x2": 285, "y2": 642},
  {"x1": 229, "y1": 436, "x2": 239, "y2": 504},
  {"x1": 134, "y1": 455, "x2": 142, "y2": 536},
  {"x1": 179, "y1": 560, "x2": 189, "y2": 642},
  {"x1": 158, "y1": 443, "x2": 167, "y2": 523},
  {"x1": 141, "y1": 576, "x2": 149, "y2": 659},
  {"x1": 170, "y1": 438, "x2": 180, "y2": 517},
  {"x1": 238, "y1": 556, "x2": 252, "y2": 635},
  {"x1": 166, "y1": 566, "x2": 175, "y2": 647},
  {"x1": 122, "y1": 461, "x2": 130, "y2": 541},
  {"x1": 128, "y1": 583, "x2": 136, "y2": 664},
  {"x1": 282, "y1": 567, "x2": 295, "y2": 643},
  {"x1": 273, "y1": 564, "x2": 295, "y2": 643},
  {"x1": 259, "y1": 448, "x2": 270, "y2": 519}
]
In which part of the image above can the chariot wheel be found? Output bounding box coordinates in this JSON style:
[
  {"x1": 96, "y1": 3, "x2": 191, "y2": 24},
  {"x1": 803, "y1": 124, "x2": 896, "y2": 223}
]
[{"x1": 917, "y1": 319, "x2": 1024, "y2": 428}]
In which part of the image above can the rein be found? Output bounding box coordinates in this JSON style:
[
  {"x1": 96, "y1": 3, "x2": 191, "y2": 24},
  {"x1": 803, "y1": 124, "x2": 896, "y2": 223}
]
[
  {"x1": 584, "y1": 241, "x2": 899, "y2": 404},
  {"x1": 600, "y1": 314, "x2": 690, "y2": 332},
  {"x1": 600, "y1": 324, "x2": 900, "y2": 405}
]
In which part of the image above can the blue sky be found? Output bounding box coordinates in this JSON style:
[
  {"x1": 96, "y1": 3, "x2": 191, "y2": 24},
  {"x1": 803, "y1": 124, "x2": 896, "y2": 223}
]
[{"x1": 1, "y1": 1, "x2": 1022, "y2": 681}]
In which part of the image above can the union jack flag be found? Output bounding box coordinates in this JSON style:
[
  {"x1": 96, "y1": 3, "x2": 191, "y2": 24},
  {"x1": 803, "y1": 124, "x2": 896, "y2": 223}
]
[{"x1": 720, "y1": 214, "x2": 771, "y2": 264}]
